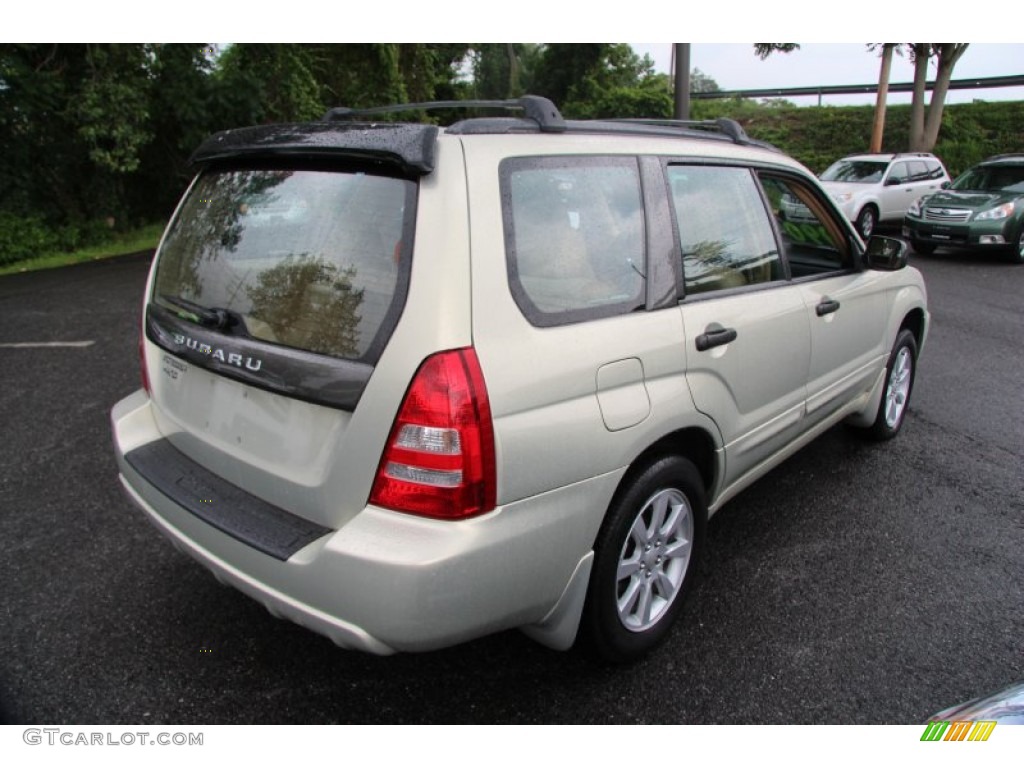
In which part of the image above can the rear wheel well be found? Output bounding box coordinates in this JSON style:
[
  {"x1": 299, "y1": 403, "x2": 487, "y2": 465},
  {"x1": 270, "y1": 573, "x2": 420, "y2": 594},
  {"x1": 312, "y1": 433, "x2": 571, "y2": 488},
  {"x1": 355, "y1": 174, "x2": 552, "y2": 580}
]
[{"x1": 611, "y1": 428, "x2": 717, "y2": 513}]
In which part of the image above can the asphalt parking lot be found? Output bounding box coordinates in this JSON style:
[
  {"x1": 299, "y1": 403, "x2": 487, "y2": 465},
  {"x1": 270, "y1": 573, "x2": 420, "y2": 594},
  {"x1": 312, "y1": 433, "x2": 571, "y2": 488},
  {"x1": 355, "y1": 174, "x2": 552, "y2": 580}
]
[{"x1": 1, "y1": 247, "x2": 1021, "y2": 724}]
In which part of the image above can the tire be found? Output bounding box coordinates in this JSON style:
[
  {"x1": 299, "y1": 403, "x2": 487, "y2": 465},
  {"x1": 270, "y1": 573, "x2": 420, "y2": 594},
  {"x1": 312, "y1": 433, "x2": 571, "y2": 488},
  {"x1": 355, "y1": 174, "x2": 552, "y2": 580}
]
[
  {"x1": 581, "y1": 455, "x2": 706, "y2": 663},
  {"x1": 856, "y1": 206, "x2": 878, "y2": 239},
  {"x1": 861, "y1": 328, "x2": 918, "y2": 440},
  {"x1": 1008, "y1": 228, "x2": 1024, "y2": 264},
  {"x1": 911, "y1": 239, "x2": 936, "y2": 256}
]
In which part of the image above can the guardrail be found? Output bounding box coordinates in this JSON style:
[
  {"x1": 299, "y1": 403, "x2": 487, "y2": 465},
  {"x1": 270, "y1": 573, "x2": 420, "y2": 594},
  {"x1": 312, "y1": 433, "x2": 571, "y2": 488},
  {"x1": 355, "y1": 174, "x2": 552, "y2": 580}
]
[{"x1": 692, "y1": 75, "x2": 1024, "y2": 104}]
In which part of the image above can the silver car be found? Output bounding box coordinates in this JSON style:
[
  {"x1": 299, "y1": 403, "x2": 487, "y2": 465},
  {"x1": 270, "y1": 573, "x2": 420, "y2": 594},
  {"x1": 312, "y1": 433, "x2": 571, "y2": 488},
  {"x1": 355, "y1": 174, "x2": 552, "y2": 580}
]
[
  {"x1": 820, "y1": 152, "x2": 949, "y2": 239},
  {"x1": 111, "y1": 97, "x2": 929, "y2": 662}
]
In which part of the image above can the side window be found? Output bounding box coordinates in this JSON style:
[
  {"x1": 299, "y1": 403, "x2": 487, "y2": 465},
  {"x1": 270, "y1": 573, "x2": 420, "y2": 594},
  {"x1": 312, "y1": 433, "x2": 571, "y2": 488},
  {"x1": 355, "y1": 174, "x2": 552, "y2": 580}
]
[
  {"x1": 667, "y1": 165, "x2": 781, "y2": 295},
  {"x1": 927, "y1": 161, "x2": 945, "y2": 181},
  {"x1": 908, "y1": 160, "x2": 929, "y2": 182},
  {"x1": 887, "y1": 161, "x2": 910, "y2": 185},
  {"x1": 501, "y1": 157, "x2": 645, "y2": 325},
  {"x1": 759, "y1": 175, "x2": 853, "y2": 277}
]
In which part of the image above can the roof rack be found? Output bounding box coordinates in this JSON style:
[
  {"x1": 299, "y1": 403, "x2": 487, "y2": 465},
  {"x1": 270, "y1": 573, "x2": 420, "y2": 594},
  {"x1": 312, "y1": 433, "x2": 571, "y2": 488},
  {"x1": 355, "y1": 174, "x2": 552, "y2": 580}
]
[
  {"x1": 603, "y1": 118, "x2": 756, "y2": 146},
  {"x1": 323, "y1": 95, "x2": 566, "y2": 133},
  {"x1": 841, "y1": 151, "x2": 935, "y2": 159}
]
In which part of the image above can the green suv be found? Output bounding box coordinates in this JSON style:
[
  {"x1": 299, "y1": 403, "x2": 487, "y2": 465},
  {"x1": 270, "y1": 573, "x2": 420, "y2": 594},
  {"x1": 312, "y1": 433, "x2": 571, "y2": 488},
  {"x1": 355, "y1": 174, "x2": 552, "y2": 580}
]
[{"x1": 903, "y1": 154, "x2": 1024, "y2": 263}]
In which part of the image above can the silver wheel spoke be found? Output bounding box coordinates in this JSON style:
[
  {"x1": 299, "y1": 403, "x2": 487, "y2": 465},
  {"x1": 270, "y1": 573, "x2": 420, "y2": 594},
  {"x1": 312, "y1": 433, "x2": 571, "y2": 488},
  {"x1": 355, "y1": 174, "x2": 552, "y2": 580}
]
[
  {"x1": 636, "y1": 581, "x2": 654, "y2": 626},
  {"x1": 617, "y1": 557, "x2": 642, "y2": 581},
  {"x1": 663, "y1": 536, "x2": 691, "y2": 560},
  {"x1": 615, "y1": 487, "x2": 695, "y2": 633},
  {"x1": 649, "y1": 493, "x2": 669, "y2": 537},
  {"x1": 617, "y1": 576, "x2": 642, "y2": 615},
  {"x1": 630, "y1": 515, "x2": 649, "y2": 547},
  {"x1": 662, "y1": 500, "x2": 685, "y2": 537},
  {"x1": 654, "y1": 570, "x2": 675, "y2": 597}
]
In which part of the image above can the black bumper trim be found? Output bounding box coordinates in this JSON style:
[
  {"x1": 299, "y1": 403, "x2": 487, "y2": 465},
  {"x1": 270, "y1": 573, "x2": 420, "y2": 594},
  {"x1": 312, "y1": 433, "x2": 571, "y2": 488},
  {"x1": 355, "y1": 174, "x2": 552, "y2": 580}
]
[{"x1": 125, "y1": 439, "x2": 331, "y2": 561}]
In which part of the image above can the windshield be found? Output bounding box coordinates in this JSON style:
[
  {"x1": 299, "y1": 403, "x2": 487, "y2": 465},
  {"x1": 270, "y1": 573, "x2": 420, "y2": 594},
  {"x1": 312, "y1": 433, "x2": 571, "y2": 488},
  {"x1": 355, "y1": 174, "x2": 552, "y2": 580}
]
[
  {"x1": 153, "y1": 167, "x2": 415, "y2": 363},
  {"x1": 820, "y1": 160, "x2": 888, "y2": 184},
  {"x1": 951, "y1": 164, "x2": 1024, "y2": 194}
]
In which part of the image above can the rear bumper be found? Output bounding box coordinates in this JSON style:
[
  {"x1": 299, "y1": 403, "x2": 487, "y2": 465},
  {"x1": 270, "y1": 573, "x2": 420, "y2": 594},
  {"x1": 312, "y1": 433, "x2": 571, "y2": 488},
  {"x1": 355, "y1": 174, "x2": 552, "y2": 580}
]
[{"x1": 112, "y1": 390, "x2": 617, "y2": 654}]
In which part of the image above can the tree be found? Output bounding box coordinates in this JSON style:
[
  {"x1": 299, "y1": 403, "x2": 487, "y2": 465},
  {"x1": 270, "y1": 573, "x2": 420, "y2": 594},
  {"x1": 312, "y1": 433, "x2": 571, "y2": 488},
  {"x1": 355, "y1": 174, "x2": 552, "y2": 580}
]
[
  {"x1": 469, "y1": 44, "x2": 541, "y2": 100},
  {"x1": 690, "y1": 68, "x2": 720, "y2": 94},
  {"x1": 753, "y1": 44, "x2": 800, "y2": 59},
  {"x1": 868, "y1": 44, "x2": 896, "y2": 153},
  {"x1": 0, "y1": 43, "x2": 155, "y2": 224},
  {"x1": 908, "y1": 43, "x2": 969, "y2": 151}
]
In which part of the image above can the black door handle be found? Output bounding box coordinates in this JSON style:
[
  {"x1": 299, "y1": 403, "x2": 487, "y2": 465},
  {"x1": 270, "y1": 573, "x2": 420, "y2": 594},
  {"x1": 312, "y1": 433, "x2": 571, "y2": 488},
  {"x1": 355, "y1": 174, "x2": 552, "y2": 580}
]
[
  {"x1": 695, "y1": 326, "x2": 738, "y2": 352},
  {"x1": 816, "y1": 299, "x2": 841, "y2": 316}
]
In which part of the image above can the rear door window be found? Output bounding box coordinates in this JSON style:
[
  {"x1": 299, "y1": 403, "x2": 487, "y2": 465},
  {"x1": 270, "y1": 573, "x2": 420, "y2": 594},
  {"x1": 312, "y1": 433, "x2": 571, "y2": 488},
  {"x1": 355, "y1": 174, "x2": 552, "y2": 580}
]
[
  {"x1": 153, "y1": 166, "x2": 415, "y2": 363},
  {"x1": 667, "y1": 165, "x2": 782, "y2": 295}
]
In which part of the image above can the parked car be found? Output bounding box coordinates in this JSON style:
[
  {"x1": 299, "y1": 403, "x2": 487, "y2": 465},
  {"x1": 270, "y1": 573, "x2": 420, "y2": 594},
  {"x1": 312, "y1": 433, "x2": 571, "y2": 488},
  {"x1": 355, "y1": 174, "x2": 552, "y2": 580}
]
[
  {"x1": 111, "y1": 97, "x2": 929, "y2": 662},
  {"x1": 903, "y1": 153, "x2": 1024, "y2": 263},
  {"x1": 818, "y1": 152, "x2": 950, "y2": 239},
  {"x1": 931, "y1": 679, "x2": 1024, "y2": 725}
]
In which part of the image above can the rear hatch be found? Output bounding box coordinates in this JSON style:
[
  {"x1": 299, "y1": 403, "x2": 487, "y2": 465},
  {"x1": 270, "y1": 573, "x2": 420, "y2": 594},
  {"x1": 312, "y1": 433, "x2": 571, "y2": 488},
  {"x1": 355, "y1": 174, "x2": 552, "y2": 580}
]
[{"x1": 140, "y1": 124, "x2": 431, "y2": 529}]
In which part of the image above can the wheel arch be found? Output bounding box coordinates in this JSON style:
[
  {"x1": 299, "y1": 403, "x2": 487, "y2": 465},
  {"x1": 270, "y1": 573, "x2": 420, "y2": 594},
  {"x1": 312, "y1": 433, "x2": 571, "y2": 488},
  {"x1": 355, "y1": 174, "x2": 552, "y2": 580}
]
[
  {"x1": 598, "y1": 426, "x2": 718, "y2": 548},
  {"x1": 899, "y1": 307, "x2": 926, "y2": 347}
]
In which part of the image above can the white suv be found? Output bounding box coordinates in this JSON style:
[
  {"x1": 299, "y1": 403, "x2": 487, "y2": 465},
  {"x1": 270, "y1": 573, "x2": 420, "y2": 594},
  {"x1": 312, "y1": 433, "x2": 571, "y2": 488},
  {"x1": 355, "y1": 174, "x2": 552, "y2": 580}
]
[
  {"x1": 816, "y1": 152, "x2": 950, "y2": 239},
  {"x1": 111, "y1": 97, "x2": 929, "y2": 662}
]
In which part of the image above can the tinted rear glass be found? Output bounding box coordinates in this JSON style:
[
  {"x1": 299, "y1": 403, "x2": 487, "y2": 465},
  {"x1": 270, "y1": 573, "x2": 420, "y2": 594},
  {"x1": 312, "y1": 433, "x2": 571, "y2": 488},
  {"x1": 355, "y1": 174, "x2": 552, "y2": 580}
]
[
  {"x1": 154, "y1": 168, "x2": 414, "y2": 363},
  {"x1": 820, "y1": 160, "x2": 888, "y2": 183},
  {"x1": 953, "y1": 164, "x2": 1024, "y2": 193}
]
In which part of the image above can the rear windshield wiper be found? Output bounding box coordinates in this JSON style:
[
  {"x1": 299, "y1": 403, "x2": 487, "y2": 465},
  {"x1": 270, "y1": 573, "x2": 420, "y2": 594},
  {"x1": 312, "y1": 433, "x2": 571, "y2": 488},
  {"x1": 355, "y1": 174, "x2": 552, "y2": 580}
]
[{"x1": 159, "y1": 294, "x2": 242, "y2": 332}]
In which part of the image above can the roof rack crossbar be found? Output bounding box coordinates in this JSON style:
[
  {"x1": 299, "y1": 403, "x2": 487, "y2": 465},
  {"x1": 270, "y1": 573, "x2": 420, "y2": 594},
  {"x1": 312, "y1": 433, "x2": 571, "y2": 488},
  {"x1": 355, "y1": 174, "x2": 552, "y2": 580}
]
[
  {"x1": 605, "y1": 117, "x2": 753, "y2": 145},
  {"x1": 322, "y1": 95, "x2": 566, "y2": 133}
]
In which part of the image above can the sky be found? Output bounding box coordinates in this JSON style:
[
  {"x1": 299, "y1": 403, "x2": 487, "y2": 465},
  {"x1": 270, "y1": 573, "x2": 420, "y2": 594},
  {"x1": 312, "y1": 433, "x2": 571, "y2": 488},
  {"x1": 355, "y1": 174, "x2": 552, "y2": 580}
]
[
  {"x1": 10, "y1": 2, "x2": 1023, "y2": 111},
  {"x1": 631, "y1": 44, "x2": 1024, "y2": 107}
]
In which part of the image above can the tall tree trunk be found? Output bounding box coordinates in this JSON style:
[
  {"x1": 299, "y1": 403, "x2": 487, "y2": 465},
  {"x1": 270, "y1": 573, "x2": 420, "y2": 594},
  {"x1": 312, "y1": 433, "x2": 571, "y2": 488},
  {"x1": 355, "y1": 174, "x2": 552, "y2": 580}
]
[
  {"x1": 869, "y1": 44, "x2": 895, "y2": 153},
  {"x1": 506, "y1": 43, "x2": 519, "y2": 97},
  {"x1": 921, "y1": 43, "x2": 969, "y2": 151},
  {"x1": 908, "y1": 44, "x2": 931, "y2": 152}
]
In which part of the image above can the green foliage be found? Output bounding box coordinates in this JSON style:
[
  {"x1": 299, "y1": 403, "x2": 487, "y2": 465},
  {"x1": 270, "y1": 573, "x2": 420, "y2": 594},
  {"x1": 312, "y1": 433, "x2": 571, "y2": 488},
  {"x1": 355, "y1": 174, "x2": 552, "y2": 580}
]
[
  {"x1": 713, "y1": 100, "x2": 1024, "y2": 177},
  {"x1": 0, "y1": 212, "x2": 58, "y2": 267},
  {"x1": 0, "y1": 211, "x2": 118, "y2": 267},
  {"x1": 754, "y1": 44, "x2": 800, "y2": 59},
  {"x1": 2, "y1": 42, "x2": 1022, "y2": 274},
  {"x1": 77, "y1": 45, "x2": 153, "y2": 173},
  {"x1": 215, "y1": 44, "x2": 324, "y2": 123},
  {"x1": 690, "y1": 68, "x2": 720, "y2": 94},
  {"x1": 470, "y1": 44, "x2": 541, "y2": 100}
]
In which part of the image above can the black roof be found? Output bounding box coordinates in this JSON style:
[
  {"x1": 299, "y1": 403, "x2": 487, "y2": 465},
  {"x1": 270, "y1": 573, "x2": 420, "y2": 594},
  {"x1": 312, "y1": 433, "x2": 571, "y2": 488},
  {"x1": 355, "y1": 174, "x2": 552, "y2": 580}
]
[{"x1": 981, "y1": 153, "x2": 1024, "y2": 165}]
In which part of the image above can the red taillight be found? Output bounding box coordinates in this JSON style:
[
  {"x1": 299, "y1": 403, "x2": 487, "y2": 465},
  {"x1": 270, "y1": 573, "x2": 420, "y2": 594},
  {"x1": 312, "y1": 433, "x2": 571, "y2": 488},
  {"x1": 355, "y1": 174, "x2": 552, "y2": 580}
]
[
  {"x1": 139, "y1": 328, "x2": 150, "y2": 394},
  {"x1": 370, "y1": 348, "x2": 496, "y2": 520}
]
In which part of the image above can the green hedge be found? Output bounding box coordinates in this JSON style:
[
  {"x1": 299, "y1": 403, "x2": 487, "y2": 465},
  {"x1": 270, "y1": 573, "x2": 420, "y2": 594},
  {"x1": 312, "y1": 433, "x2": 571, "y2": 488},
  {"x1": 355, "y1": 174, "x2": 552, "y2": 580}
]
[
  {"x1": 0, "y1": 212, "x2": 116, "y2": 268},
  {"x1": 694, "y1": 100, "x2": 1024, "y2": 178}
]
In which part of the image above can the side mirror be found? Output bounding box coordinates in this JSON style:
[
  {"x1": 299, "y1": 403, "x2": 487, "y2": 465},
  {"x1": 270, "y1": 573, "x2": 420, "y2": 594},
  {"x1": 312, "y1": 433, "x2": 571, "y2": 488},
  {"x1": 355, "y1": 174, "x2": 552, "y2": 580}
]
[
  {"x1": 941, "y1": 180, "x2": 952, "y2": 189},
  {"x1": 865, "y1": 235, "x2": 909, "y2": 271},
  {"x1": 884, "y1": 176, "x2": 902, "y2": 186}
]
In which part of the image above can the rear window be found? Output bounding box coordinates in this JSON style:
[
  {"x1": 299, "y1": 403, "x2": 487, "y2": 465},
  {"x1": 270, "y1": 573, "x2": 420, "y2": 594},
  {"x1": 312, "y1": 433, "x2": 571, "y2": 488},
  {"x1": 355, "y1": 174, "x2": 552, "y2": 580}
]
[
  {"x1": 500, "y1": 156, "x2": 645, "y2": 326},
  {"x1": 820, "y1": 160, "x2": 888, "y2": 184},
  {"x1": 153, "y1": 167, "x2": 415, "y2": 363}
]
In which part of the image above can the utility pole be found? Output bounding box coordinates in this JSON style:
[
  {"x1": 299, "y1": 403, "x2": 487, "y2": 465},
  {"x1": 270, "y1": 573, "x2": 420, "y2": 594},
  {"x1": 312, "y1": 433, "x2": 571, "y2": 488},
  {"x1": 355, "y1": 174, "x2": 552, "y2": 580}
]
[{"x1": 673, "y1": 43, "x2": 691, "y2": 119}]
